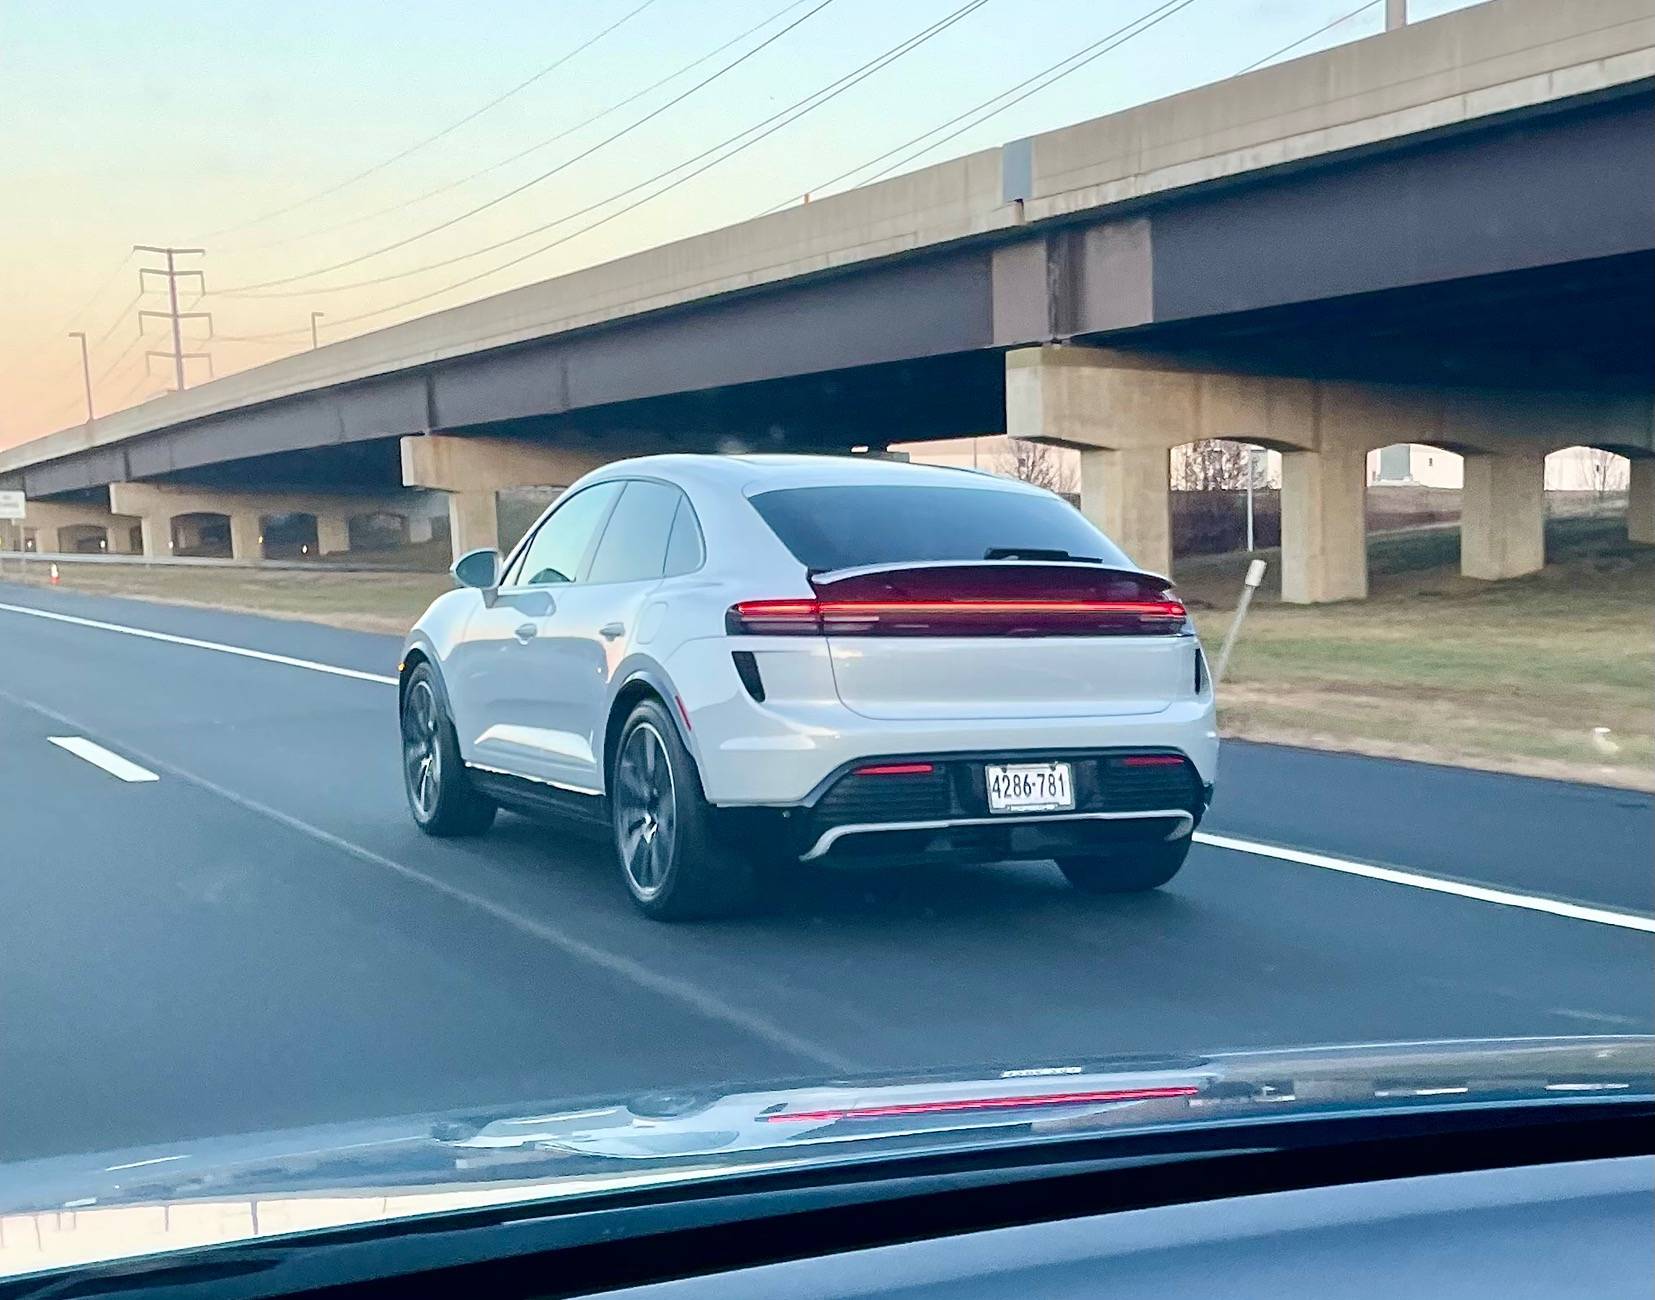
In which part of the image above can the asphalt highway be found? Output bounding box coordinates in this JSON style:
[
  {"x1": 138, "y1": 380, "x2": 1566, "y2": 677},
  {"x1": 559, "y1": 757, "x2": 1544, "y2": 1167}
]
[{"x1": 1, "y1": 582, "x2": 1650, "y2": 1164}]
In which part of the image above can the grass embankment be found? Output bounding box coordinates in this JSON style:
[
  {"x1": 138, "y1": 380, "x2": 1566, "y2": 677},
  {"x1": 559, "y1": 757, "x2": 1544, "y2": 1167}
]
[
  {"x1": 1179, "y1": 516, "x2": 1652, "y2": 790},
  {"x1": 1, "y1": 562, "x2": 452, "y2": 636},
  {"x1": 6, "y1": 515, "x2": 1649, "y2": 787}
]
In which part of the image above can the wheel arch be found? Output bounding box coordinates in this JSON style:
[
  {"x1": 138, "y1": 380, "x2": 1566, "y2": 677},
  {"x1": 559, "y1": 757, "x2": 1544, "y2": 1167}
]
[
  {"x1": 604, "y1": 668, "x2": 697, "y2": 792},
  {"x1": 398, "y1": 637, "x2": 452, "y2": 716}
]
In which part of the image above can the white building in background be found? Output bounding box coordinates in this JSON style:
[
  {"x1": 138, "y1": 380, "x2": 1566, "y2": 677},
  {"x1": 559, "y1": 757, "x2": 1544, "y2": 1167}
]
[
  {"x1": 1369, "y1": 444, "x2": 1619, "y2": 490},
  {"x1": 1369, "y1": 443, "x2": 1460, "y2": 487},
  {"x1": 900, "y1": 438, "x2": 1621, "y2": 495}
]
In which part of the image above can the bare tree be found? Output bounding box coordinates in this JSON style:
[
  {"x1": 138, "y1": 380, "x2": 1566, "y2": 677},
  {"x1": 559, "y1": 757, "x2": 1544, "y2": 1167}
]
[
  {"x1": 996, "y1": 439, "x2": 1078, "y2": 496},
  {"x1": 1172, "y1": 439, "x2": 1254, "y2": 491},
  {"x1": 1584, "y1": 447, "x2": 1630, "y2": 512}
]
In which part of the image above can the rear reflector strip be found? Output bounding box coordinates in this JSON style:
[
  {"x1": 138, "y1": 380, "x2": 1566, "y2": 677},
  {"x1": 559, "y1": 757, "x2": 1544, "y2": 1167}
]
[
  {"x1": 1122, "y1": 755, "x2": 1186, "y2": 767},
  {"x1": 727, "y1": 597, "x2": 1188, "y2": 637},
  {"x1": 761, "y1": 1085, "x2": 1201, "y2": 1123},
  {"x1": 730, "y1": 650, "x2": 766, "y2": 702},
  {"x1": 854, "y1": 763, "x2": 936, "y2": 776}
]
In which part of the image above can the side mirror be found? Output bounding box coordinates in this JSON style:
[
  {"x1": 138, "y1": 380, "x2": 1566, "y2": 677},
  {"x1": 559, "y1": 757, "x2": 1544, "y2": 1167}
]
[{"x1": 452, "y1": 548, "x2": 501, "y2": 593}]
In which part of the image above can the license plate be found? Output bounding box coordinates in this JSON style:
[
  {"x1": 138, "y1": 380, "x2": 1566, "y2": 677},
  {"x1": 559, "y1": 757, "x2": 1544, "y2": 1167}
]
[{"x1": 985, "y1": 762, "x2": 1074, "y2": 814}]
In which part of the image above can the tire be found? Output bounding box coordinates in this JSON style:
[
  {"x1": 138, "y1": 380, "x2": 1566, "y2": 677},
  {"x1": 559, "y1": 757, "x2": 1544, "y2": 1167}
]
[
  {"x1": 1057, "y1": 835, "x2": 1191, "y2": 894},
  {"x1": 401, "y1": 663, "x2": 496, "y2": 837},
  {"x1": 610, "y1": 698, "x2": 756, "y2": 921}
]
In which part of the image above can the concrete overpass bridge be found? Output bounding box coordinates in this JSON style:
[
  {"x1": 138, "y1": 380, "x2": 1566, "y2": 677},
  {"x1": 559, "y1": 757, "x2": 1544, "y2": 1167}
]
[{"x1": 3, "y1": 0, "x2": 1650, "y2": 599}]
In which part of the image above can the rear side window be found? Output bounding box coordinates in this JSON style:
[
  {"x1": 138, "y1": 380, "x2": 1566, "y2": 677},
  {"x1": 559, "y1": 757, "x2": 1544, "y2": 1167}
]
[
  {"x1": 748, "y1": 484, "x2": 1128, "y2": 571},
  {"x1": 586, "y1": 480, "x2": 685, "y2": 585},
  {"x1": 663, "y1": 498, "x2": 705, "y2": 576}
]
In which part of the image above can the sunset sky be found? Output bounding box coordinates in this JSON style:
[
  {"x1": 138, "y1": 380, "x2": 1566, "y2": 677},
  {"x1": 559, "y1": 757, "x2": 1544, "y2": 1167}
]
[{"x1": 1, "y1": 0, "x2": 1480, "y2": 449}]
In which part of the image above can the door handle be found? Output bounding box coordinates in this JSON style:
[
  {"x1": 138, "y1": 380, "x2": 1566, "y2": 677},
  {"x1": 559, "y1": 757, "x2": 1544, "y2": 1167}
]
[
  {"x1": 514, "y1": 622, "x2": 538, "y2": 643},
  {"x1": 599, "y1": 622, "x2": 625, "y2": 641}
]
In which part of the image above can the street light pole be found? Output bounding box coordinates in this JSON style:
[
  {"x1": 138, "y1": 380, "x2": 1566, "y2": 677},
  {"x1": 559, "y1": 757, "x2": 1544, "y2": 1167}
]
[
  {"x1": 310, "y1": 312, "x2": 325, "y2": 350},
  {"x1": 69, "y1": 331, "x2": 94, "y2": 423},
  {"x1": 1386, "y1": 0, "x2": 1406, "y2": 30}
]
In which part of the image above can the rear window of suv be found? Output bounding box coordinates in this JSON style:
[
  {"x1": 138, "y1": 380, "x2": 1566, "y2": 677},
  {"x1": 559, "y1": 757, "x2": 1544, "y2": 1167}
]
[{"x1": 748, "y1": 484, "x2": 1131, "y2": 571}]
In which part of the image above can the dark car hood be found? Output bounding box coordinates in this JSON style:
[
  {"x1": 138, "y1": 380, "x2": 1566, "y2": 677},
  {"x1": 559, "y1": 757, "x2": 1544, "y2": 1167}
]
[{"x1": 3, "y1": 1036, "x2": 1650, "y2": 1277}]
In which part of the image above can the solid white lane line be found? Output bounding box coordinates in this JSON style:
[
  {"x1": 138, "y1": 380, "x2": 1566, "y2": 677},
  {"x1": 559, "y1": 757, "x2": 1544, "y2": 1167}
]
[
  {"x1": 47, "y1": 736, "x2": 160, "y2": 783},
  {"x1": 3, "y1": 686, "x2": 859, "y2": 1075},
  {"x1": 3, "y1": 601, "x2": 1646, "y2": 937},
  {"x1": 1194, "y1": 831, "x2": 1655, "y2": 935},
  {"x1": 0, "y1": 602, "x2": 397, "y2": 685}
]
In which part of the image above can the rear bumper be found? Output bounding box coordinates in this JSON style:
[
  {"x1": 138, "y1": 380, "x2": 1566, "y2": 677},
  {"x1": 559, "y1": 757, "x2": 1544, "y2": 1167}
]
[
  {"x1": 684, "y1": 687, "x2": 1217, "y2": 808},
  {"x1": 720, "y1": 748, "x2": 1212, "y2": 867}
]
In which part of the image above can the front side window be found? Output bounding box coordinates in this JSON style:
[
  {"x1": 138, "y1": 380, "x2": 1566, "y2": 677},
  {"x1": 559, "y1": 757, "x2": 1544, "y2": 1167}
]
[{"x1": 508, "y1": 481, "x2": 623, "y2": 586}]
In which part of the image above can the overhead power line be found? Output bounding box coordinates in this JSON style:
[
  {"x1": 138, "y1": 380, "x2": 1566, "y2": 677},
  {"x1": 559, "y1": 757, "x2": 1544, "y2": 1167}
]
[
  {"x1": 785, "y1": 0, "x2": 1199, "y2": 206},
  {"x1": 9, "y1": 251, "x2": 137, "y2": 388},
  {"x1": 200, "y1": 0, "x2": 1369, "y2": 361},
  {"x1": 246, "y1": 0, "x2": 820, "y2": 253},
  {"x1": 863, "y1": 0, "x2": 1200, "y2": 184},
  {"x1": 48, "y1": 251, "x2": 136, "y2": 340},
  {"x1": 214, "y1": 329, "x2": 310, "y2": 343},
  {"x1": 202, "y1": 0, "x2": 663, "y2": 242},
  {"x1": 217, "y1": 0, "x2": 838, "y2": 295},
  {"x1": 107, "y1": 361, "x2": 169, "y2": 411},
  {"x1": 1237, "y1": 0, "x2": 1381, "y2": 73},
  {"x1": 89, "y1": 327, "x2": 158, "y2": 392},
  {"x1": 86, "y1": 290, "x2": 147, "y2": 352},
  {"x1": 226, "y1": 0, "x2": 988, "y2": 305}
]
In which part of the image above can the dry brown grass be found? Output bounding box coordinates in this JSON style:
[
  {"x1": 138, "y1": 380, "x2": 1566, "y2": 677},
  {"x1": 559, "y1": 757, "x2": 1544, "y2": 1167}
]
[{"x1": 1179, "y1": 516, "x2": 1653, "y2": 790}]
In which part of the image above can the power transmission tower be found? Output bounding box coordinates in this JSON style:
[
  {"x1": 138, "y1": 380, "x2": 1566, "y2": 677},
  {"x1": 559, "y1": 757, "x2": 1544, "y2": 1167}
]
[{"x1": 134, "y1": 245, "x2": 214, "y2": 392}]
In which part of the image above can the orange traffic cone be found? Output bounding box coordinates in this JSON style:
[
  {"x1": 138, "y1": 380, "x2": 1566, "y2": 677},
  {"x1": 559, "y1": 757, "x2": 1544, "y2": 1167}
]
[{"x1": 49, "y1": 563, "x2": 60, "y2": 586}]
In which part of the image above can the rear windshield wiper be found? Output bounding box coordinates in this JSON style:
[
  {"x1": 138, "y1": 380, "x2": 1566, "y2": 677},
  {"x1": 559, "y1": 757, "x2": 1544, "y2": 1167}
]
[{"x1": 983, "y1": 547, "x2": 1101, "y2": 563}]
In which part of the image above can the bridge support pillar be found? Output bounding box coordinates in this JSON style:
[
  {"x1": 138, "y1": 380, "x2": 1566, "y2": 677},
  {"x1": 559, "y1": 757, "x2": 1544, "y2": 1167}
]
[
  {"x1": 1078, "y1": 448, "x2": 1172, "y2": 577},
  {"x1": 1007, "y1": 345, "x2": 1654, "y2": 602},
  {"x1": 1461, "y1": 450, "x2": 1545, "y2": 580},
  {"x1": 1628, "y1": 458, "x2": 1655, "y2": 546},
  {"x1": 447, "y1": 491, "x2": 499, "y2": 559},
  {"x1": 401, "y1": 434, "x2": 615, "y2": 561},
  {"x1": 229, "y1": 512, "x2": 264, "y2": 561},
  {"x1": 316, "y1": 513, "x2": 351, "y2": 556},
  {"x1": 139, "y1": 515, "x2": 168, "y2": 557},
  {"x1": 111, "y1": 482, "x2": 419, "y2": 560},
  {"x1": 13, "y1": 494, "x2": 143, "y2": 555},
  {"x1": 1008, "y1": 345, "x2": 1359, "y2": 596},
  {"x1": 1281, "y1": 446, "x2": 1368, "y2": 603}
]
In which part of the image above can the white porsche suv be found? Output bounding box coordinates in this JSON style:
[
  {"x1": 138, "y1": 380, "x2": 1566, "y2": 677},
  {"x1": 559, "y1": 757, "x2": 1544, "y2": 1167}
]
[{"x1": 399, "y1": 454, "x2": 1217, "y2": 920}]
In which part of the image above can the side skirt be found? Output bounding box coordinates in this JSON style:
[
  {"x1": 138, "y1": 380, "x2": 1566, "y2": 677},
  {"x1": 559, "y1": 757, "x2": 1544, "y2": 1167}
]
[{"x1": 467, "y1": 765, "x2": 610, "y2": 831}]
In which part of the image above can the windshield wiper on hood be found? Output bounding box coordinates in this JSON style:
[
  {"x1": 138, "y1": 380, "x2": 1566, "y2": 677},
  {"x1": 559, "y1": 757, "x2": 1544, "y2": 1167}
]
[{"x1": 983, "y1": 547, "x2": 1102, "y2": 562}]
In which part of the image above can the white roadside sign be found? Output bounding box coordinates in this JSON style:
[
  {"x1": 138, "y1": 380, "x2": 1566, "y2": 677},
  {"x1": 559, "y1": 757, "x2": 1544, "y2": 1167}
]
[{"x1": 0, "y1": 490, "x2": 25, "y2": 521}]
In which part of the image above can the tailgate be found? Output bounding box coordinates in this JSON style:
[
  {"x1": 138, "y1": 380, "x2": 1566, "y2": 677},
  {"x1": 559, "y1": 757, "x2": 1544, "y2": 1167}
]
[{"x1": 810, "y1": 563, "x2": 1193, "y2": 723}]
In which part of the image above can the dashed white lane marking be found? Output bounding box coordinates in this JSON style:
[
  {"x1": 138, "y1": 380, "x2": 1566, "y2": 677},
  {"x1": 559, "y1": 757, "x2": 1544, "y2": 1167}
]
[
  {"x1": 47, "y1": 736, "x2": 160, "y2": 783},
  {"x1": 1194, "y1": 831, "x2": 1655, "y2": 935},
  {"x1": 4, "y1": 598, "x2": 1649, "y2": 937},
  {"x1": 0, "y1": 602, "x2": 397, "y2": 686},
  {"x1": 3, "y1": 685, "x2": 858, "y2": 1075}
]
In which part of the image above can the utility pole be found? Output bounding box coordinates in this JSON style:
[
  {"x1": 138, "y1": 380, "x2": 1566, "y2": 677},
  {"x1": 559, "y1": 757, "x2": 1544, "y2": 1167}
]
[
  {"x1": 310, "y1": 311, "x2": 325, "y2": 350},
  {"x1": 134, "y1": 245, "x2": 213, "y2": 392},
  {"x1": 1385, "y1": 0, "x2": 1406, "y2": 31},
  {"x1": 68, "y1": 331, "x2": 94, "y2": 423}
]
